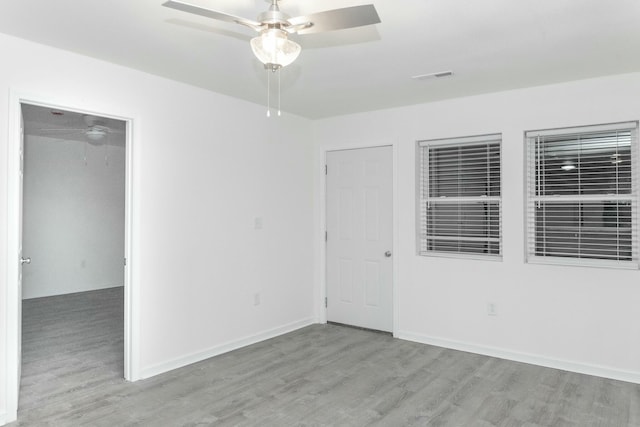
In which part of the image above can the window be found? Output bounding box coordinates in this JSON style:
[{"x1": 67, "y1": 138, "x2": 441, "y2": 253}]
[
  {"x1": 417, "y1": 134, "x2": 502, "y2": 259},
  {"x1": 525, "y1": 122, "x2": 639, "y2": 268}
]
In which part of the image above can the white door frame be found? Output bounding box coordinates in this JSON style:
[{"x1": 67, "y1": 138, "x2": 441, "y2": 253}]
[
  {"x1": 5, "y1": 90, "x2": 141, "y2": 422},
  {"x1": 318, "y1": 140, "x2": 399, "y2": 336}
]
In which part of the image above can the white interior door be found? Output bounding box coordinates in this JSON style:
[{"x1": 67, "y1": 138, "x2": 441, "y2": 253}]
[
  {"x1": 326, "y1": 146, "x2": 393, "y2": 332},
  {"x1": 16, "y1": 107, "x2": 25, "y2": 402},
  {"x1": 19, "y1": 110, "x2": 24, "y2": 380}
]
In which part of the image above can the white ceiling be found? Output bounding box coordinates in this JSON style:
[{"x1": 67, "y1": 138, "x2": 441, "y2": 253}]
[{"x1": 2, "y1": 0, "x2": 639, "y2": 119}]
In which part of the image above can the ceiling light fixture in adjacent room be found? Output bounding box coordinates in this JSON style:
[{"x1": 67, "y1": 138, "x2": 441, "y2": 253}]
[{"x1": 85, "y1": 126, "x2": 108, "y2": 141}]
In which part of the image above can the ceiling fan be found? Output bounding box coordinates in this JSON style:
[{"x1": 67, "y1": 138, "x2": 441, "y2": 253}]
[
  {"x1": 162, "y1": 0, "x2": 381, "y2": 70},
  {"x1": 38, "y1": 115, "x2": 123, "y2": 143}
]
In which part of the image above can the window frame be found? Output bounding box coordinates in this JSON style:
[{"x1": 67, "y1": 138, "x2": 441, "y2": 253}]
[
  {"x1": 416, "y1": 133, "x2": 503, "y2": 261},
  {"x1": 524, "y1": 121, "x2": 639, "y2": 269}
]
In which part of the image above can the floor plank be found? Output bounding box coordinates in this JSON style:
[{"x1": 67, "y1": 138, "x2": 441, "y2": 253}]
[{"x1": 8, "y1": 287, "x2": 640, "y2": 426}]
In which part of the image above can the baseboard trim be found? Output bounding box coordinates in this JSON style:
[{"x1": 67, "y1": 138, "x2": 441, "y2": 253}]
[
  {"x1": 0, "y1": 411, "x2": 12, "y2": 426},
  {"x1": 140, "y1": 317, "x2": 315, "y2": 379},
  {"x1": 397, "y1": 330, "x2": 640, "y2": 385},
  {"x1": 23, "y1": 283, "x2": 124, "y2": 300}
]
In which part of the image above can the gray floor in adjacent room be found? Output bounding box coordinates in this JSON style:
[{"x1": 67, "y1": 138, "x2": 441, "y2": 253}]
[{"x1": 9, "y1": 287, "x2": 640, "y2": 426}]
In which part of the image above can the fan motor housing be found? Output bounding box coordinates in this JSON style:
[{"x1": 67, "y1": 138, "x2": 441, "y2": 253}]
[{"x1": 257, "y1": 9, "x2": 290, "y2": 26}]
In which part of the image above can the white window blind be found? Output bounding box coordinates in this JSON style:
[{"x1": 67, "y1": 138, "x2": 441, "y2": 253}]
[
  {"x1": 418, "y1": 134, "x2": 502, "y2": 258},
  {"x1": 525, "y1": 122, "x2": 639, "y2": 268}
]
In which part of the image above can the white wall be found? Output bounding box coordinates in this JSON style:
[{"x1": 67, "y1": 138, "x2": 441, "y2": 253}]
[
  {"x1": 22, "y1": 135, "x2": 126, "y2": 299},
  {"x1": 314, "y1": 72, "x2": 640, "y2": 383},
  {"x1": 0, "y1": 33, "x2": 315, "y2": 423}
]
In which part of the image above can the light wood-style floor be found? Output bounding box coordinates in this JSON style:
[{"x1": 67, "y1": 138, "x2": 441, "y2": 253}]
[{"x1": 9, "y1": 287, "x2": 640, "y2": 426}]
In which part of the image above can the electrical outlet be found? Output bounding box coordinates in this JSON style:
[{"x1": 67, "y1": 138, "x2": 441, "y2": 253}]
[
  {"x1": 487, "y1": 302, "x2": 497, "y2": 316},
  {"x1": 254, "y1": 293, "x2": 261, "y2": 306}
]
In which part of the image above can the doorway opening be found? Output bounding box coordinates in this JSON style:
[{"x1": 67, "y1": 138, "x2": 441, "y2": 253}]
[
  {"x1": 22, "y1": 104, "x2": 126, "y2": 299},
  {"x1": 5, "y1": 97, "x2": 136, "y2": 423}
]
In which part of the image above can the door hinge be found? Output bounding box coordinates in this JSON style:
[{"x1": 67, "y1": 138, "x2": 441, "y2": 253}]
[
  {"x1": 124, "y1": 257, "x2": 127, "y2": 266},
  {"x1": 325, "y1": 164, "x2": 327, "y2": 175},
  {"x1": 325, "y1": 297, "x2": 328, "y2": 308},
  {"x1": 325, "y1": 231, "x2": 328, "y2": 242}
]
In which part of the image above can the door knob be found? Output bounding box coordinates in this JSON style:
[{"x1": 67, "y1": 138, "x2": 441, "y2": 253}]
[
  {"x1": 384, "y1": 251, "x2": 392, "y2": 258},
  {"x1": 20, "y1": 257, "x2": 31, "y2": 265}
]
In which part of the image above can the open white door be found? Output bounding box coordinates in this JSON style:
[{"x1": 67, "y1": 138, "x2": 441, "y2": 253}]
[
  {"x1": 16, "y1": 108, "x2": 25, "y2": 391},
  {"x1": 6, "y1": 103, "x2": 26, "y2": 422},
  {"x1": 326, "y1": 146, "x2": 393, "y2": 332}
]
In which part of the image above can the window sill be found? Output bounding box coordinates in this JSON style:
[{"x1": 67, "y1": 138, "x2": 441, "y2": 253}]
[
  {"x1": 525, "y1": 256, "x2": 639, "y2": 270},
  {"x1": 418, "y1": 251, "x2": 503, "y2": 262}
]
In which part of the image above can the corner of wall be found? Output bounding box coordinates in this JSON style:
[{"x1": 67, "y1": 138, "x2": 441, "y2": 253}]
[{"x1": 140, "y1": 317, "x2": 316, "y2": 380}]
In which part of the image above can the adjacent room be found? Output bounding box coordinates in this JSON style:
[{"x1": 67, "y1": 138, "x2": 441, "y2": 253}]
[
  {"x1": 1, "y1": 0, "x2": 640, "y2": 426},
  {"x1": 18, "y1": 104, "x2": 127, "y2": 422}
]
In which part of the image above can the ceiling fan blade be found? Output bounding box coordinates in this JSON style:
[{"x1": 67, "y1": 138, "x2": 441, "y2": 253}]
[
  {"x1": 288, "y1": 4, "x2": 380, "y2": 35},
  {"x1": 162, "y1": 0, "x2": 262, "y2": 31},
  {"x1": 36, "y1": 128, "x2": 85, "y2": 132}
]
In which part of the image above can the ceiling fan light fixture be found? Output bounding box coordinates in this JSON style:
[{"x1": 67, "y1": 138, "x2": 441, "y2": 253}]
[
  {"x1": 85, "y1": 126, "x2": 107, "y2": 141},
  {"x1": 250, "y1": 29, "x2": 301, "y2": 69}
]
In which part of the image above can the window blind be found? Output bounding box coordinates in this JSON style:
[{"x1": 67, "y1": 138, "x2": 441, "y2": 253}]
[
  {"x1": 525, "y1": 122, "x2": 639, "y2": 268},
  {"x1": 418, "y1": 134, "x2": 502, "y2": 258}
]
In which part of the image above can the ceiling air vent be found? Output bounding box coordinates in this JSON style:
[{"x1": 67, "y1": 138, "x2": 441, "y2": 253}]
[{"x1": 412, "y1": 71, "x2": 454, "y2": 81}]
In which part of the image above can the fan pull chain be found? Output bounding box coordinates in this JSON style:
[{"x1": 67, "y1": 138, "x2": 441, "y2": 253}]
[
  {"x1": 265, "y1": 66, "x2": 283, "y2": 118},
  {"x1": 266, "y1": 68, "x2": 271, "y2": 117},
  {"x1": 278, "y1": 68, "x2": 281, "y2": 117}
]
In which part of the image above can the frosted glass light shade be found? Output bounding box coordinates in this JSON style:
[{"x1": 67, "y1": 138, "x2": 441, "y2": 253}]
[
  {"x1": 251, "y1": 29, "x2": 301, "y2": 68},
  {"x1": 86, "y1": 127, "x2": 107, "y2": 140}
]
